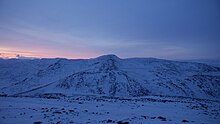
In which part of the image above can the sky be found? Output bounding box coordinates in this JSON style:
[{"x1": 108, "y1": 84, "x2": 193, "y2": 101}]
[{"x1": 0, "y1": 0, "x2": 220, "y2": 59}]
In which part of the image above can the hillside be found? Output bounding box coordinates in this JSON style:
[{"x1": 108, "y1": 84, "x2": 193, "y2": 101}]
[{"x1": 0, "y1": 55, "x2": 220, "y2": 100}]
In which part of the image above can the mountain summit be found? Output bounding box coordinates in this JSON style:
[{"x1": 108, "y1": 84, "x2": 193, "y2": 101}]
[{"x1": 96, "y1": 54, "x2": 120, "y2": 60}]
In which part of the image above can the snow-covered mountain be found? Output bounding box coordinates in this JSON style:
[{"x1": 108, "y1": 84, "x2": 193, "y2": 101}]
[{"x1": 0, "y1": 55, "x2": 220, "y2": 100}]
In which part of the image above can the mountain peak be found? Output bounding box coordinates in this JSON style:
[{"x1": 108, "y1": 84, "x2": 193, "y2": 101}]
[{"x1": 97, "y1": 54, "x2": 120, "y2": 60}]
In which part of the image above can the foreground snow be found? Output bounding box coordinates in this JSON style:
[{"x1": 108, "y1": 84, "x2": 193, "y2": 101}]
[{"x1": 0, "y1": 95, "x2": 219, "y2": 124}]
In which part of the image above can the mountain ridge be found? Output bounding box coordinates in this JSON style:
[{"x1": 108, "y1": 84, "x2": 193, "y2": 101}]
[{"x1": 0, "y1": 54, "x2": 219, "y2": 100}]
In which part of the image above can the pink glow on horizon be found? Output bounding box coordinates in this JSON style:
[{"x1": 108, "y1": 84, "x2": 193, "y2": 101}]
[{"x1": 0, "y1": 47, "x2": 96, "y2": 59}]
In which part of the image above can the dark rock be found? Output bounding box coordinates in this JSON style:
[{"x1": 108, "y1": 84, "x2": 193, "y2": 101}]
[
  {"x1": 107, "y1": 119, "x2": 113, "y2": 123},
  {"x1": 117, "y1": 121, "x2": 129, "y2": 124},
  {"x1": 33, "y1": 122, "x2": 42, "y2": 124},
  {"x1": 53, "y1": 111, "x2": 62, "y2": 114},
  {"x1": 151, "y1": 117, "x2": 156, "y2": 119},
  {"x1": 56, "y1": 121, "x2": 61, "y2": 124},
  {"x1": 141, "y1": 115, "x2": 147, "y2": 119},
  {"x1": 182, "y1": 120, "x2": 189, "y2": 122},
  {"x1": 69, "y1": 109, "x2": 74, "y2": 112},
  {"x1": 158, "y1": 116, "x2": 166, "y2": 121}
]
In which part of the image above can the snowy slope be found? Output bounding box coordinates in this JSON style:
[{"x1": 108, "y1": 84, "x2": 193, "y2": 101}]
[
  {"x1": 0, "y1": 55, "x2": 220, "y2": 100},
  {"x1": 0, "y1": 95, "x2": 219, "y2": 124}
]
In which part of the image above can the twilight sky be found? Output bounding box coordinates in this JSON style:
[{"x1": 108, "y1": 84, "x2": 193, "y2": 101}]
[{"x1": 0, "y1": 0, "x2": 220, "y2": 59}]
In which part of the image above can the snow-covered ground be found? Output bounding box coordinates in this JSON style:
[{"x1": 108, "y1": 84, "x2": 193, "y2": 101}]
[
  {"x1": 0, "y1": 55, "x2": 220, "y2": 124},
  {"x1": 0, "y1": 95, "x2": 219, "y2": 124}
]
